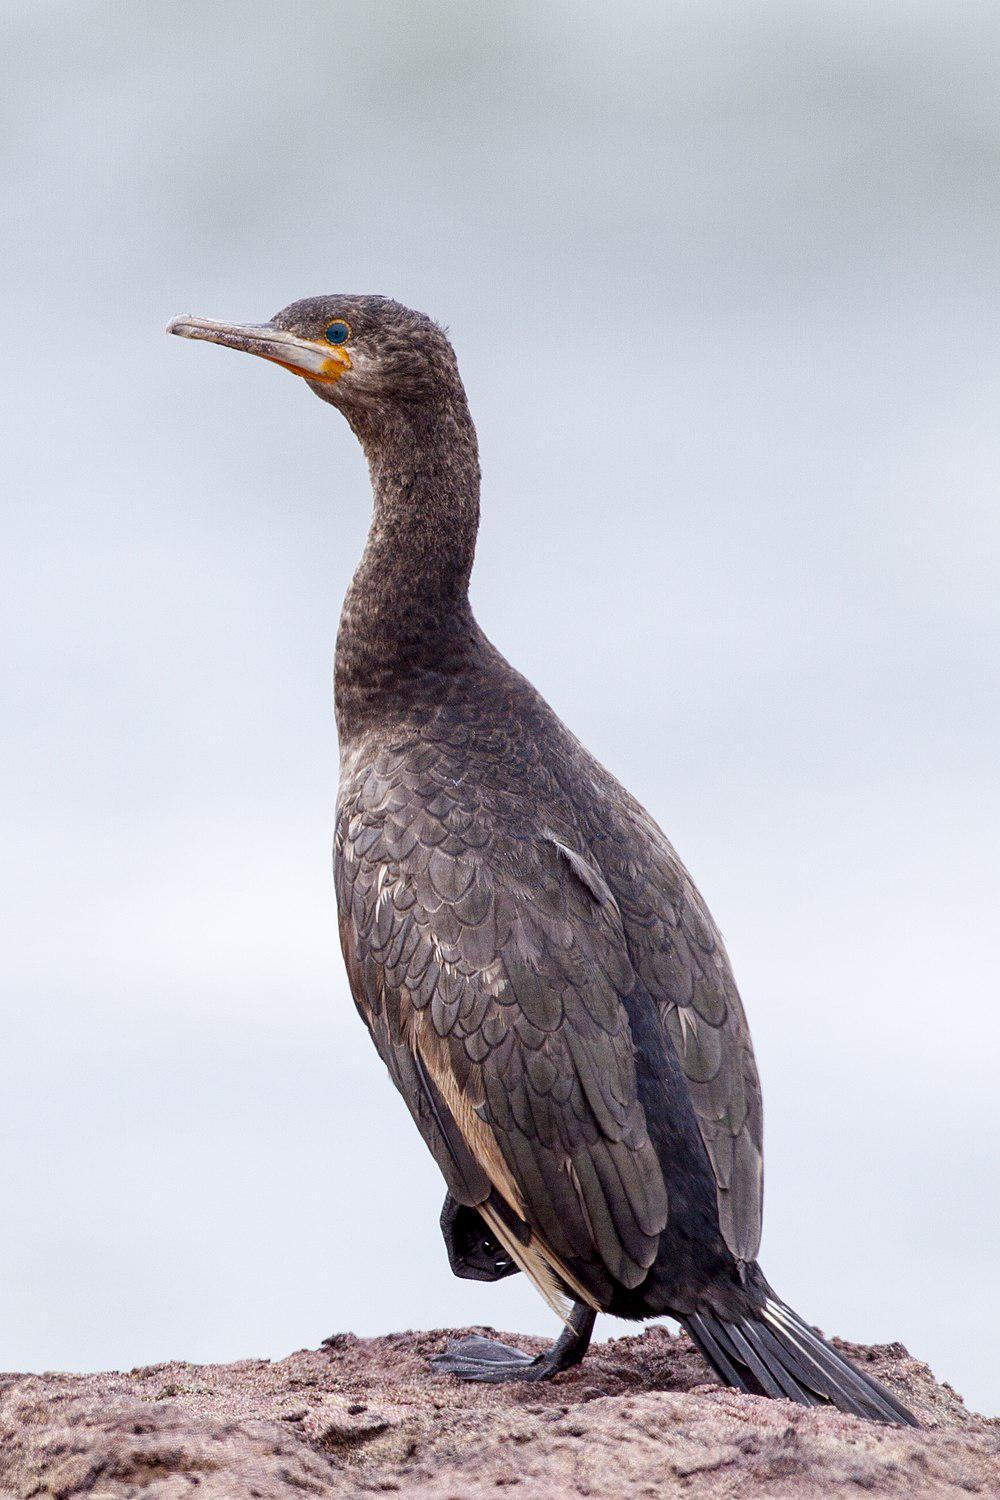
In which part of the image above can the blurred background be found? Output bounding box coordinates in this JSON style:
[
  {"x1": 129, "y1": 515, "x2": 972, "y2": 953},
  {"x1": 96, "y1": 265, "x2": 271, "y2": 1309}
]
[{"x1": 2, "y1": 0, "x2": 998, "y2": 1414}]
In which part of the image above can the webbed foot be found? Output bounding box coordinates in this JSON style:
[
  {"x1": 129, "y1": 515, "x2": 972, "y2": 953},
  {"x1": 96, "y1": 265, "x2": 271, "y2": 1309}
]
[
  {"x1": 440, "y1": 1195, "x2": 519, "y2": 1282},
  {"x1": 431, "y1": 1334, "x2": 551, "y2": 1383},
  {"x1": 431, "y1": 1303, "x2": 596, "y2": 1384}
]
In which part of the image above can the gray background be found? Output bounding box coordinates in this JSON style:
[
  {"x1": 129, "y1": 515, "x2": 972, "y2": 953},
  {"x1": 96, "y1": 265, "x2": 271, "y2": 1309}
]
[{"x1": 3, "y1": 1, "x2": 998, "y2": 1414}]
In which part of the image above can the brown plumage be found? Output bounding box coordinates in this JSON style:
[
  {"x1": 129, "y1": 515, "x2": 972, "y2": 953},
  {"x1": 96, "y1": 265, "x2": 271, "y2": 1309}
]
[{"x1": 168, "y1": 295, "x2": 916, "y2": 1424}]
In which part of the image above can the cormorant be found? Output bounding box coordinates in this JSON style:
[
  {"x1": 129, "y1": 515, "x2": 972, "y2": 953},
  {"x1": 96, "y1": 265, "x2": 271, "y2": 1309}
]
[{"x1": 168, "y1": 297, "x2": 916, "y2": 1424}]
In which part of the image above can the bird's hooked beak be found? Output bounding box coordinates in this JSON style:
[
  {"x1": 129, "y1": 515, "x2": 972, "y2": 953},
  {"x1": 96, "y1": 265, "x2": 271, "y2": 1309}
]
[{"x1": 166, "y1": 316, "x2": 351, "y2": 383}]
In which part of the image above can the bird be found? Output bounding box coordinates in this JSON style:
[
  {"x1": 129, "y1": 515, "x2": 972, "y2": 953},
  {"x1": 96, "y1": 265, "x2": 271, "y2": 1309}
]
[{"x1": 168, "y1": 295, "x2": 916, "y2": 1425}]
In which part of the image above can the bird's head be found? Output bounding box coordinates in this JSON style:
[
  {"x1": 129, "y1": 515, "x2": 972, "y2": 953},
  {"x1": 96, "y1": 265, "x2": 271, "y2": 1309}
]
[{"x1": 167, "y1": 294, "x2": 461, "y2": 415}]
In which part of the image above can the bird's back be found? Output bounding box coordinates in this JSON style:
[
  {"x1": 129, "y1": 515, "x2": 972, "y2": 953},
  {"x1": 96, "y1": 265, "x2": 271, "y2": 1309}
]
[{"x1": 335, "y1": 640, "x2": 763, "y2": 1316}]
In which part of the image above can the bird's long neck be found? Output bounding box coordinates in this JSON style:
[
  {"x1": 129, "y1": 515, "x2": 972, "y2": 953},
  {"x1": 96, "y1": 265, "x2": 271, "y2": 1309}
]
[{"x1": 335, "y1": 390, "x2": 483, "y2": 743}]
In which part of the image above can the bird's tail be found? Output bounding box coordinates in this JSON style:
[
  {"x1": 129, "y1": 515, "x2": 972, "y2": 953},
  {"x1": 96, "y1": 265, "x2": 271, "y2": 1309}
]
[{"x1": 681, "y1": 1295, "x2": 918, "y2": 1426}]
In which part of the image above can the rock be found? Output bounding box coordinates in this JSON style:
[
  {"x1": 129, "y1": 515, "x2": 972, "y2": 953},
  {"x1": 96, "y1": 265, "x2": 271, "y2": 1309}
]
[{"x1": 0, "y1": 1326, "x2": 996, "y2": 1497}]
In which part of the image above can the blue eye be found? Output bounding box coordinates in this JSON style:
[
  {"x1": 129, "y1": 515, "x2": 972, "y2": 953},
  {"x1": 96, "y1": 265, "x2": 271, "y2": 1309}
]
[{"x1": 324, "y1": 320, "x2": 350, "y2": 345}]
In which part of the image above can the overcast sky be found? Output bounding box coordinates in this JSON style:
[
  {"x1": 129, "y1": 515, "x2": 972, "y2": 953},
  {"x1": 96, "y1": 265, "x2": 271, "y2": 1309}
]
[{"x1": 2, "y1": 1, "x2": 998, "y2": 1415}]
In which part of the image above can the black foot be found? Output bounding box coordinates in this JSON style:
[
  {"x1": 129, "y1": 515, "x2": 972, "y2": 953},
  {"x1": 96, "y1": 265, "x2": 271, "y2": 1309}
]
[
  {"x1": 431, "y1": 1303, "x2": 596, "y2": 1384},
  {"x1": 440, "y1": 1195, "x2": 519, "y2": 1283}
]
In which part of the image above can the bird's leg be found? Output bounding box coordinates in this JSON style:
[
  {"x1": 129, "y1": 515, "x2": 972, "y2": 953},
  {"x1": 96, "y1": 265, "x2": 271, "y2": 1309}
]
[
  {"x1": 439, "y1": 1195, "x2": 519, "y2": 1282},
  {"x1": 431, "y1": 1300, "x2": 597, "y2": 1383}
]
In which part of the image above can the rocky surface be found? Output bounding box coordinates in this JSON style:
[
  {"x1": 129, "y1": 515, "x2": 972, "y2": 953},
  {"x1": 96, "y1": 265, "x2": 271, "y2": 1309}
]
[{"x1": 1, "y1": 1325, "x2": 996, "y2": 1498}]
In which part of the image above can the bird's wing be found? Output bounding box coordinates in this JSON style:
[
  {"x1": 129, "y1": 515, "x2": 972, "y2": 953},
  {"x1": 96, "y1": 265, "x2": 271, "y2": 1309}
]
[
  {"x1": 335, "y1": 768, "x2": 669, "y2": 1316},
  {"x1": 607, "y1": 808, "x2": 764, "y2": 1263}
]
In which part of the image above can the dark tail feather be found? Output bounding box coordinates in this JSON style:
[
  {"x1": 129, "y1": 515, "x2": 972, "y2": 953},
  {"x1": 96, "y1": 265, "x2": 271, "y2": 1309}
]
[{"x1": 682, "y1": 1296, "x2": 918, "y2": 1426}]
